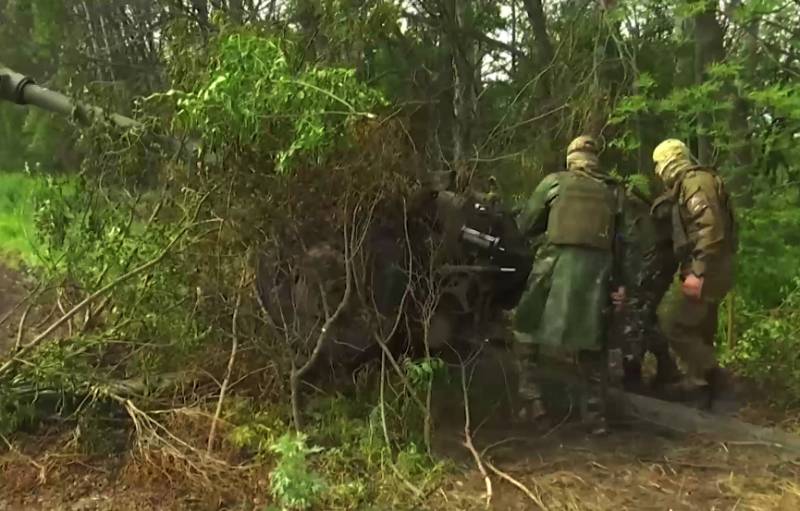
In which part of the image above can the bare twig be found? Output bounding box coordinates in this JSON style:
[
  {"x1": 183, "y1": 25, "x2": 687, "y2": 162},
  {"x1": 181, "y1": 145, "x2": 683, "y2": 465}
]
[
  {"x1": 56, "y1": 294, "x2": 73, "y2": 338},
  {"x1": 379, "y1": 352, "x2": 425, "y2": 500},
  {"x1": 369, "y1": 201, "x2": 427, "y2": 415},
  {"x1": 207, "y1": 267, "x2": 247, "y2": 453},
  {"x1": 14, "y1": 303, "x2": 32, "y2": 351},
  {"x1": 0, "y1": 434, "x2": 47, "y2": 483},
  {"x1": 290, "y1": 197, "x2": 372, "y2": 430},
  {"x1": 542, "y1": 399, "x2": 574, "y2": 439},
  {"x1": 480, "y1": 436, "x2": 528, "y2": 458},
  {"x1": 369, "y1": 331, "x2": 428, "y2": 413},
  {"x1": 459, "y1": 355, "x2": 492, "y2": 509},
  {"x1": 0, "y1": 283, "x2": 43, "y2": 329},
  {"x1": 380, "y1": 351, "x2": 393, "y2": 449},
  {"x1": 485, "y1": 459, "x2": 548, "y2": 510}
]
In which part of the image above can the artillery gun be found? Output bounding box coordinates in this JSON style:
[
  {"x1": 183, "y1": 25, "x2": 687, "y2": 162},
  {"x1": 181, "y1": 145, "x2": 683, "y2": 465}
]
[
  {"x1": 2, "y1": 63, "x2": 532, "y2": 375},
  {"x1": 255, "y1": 181, "x2": 533, "y2": 377}
]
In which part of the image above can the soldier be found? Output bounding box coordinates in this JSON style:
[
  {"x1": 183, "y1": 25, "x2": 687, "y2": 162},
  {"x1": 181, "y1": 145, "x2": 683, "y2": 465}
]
[
  {"x1": 617, "y1": 181, "x2": 681, "y2": 391},
  {"x1": 512, "y1": 135, "x2": 625, "y2": 433},
  {"x1": 651, "y1": 139, "x2": 737, "y2": 409}
]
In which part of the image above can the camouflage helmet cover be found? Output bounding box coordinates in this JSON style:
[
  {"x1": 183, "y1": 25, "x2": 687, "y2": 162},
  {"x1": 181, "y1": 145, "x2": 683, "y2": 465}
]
[
  {"x1": 652, "y1": 139, "x2": 691, "y2": 182},
  {"x1": 567, "y1": 135, "x2": 600, "y2": 156},
  {"x1": 565, "y1": 135, "x2": 600, "y2": 172}
]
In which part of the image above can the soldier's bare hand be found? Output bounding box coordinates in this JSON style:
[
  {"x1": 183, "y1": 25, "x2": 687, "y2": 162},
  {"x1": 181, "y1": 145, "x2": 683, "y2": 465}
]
[
  {"x1": 682, "y1": 274, "x2": 704, "y2": 299},
  {"x1": 611, "y1": 286, "x2": 626, "y2": 311}
]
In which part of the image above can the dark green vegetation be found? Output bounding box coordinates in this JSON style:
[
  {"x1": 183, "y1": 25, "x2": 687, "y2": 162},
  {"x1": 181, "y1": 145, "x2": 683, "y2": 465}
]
[{"x1": 2, "y1": 1, "x2": 800, "y2": 509}]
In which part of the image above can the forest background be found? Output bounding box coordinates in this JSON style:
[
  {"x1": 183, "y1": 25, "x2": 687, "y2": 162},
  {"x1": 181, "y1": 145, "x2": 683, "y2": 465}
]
[{"x1": 1, "y1": 1, "x2": 800, "y2": 509}]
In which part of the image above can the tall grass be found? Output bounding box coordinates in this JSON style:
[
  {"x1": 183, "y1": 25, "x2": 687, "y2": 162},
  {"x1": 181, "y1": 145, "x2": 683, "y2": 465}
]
[{"x1": 0, "y1": 171, "x2": 43, "y2": 267}]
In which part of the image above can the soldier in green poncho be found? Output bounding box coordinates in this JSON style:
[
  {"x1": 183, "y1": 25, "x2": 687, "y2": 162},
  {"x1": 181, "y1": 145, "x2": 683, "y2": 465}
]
[{"x1": 512, "y1": 135, "x2": 625, "y2": 433}]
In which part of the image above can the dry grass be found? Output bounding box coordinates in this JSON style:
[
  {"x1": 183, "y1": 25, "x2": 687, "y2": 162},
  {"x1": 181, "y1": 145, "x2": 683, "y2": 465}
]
[{"x1": 427, "y1": 426, "x2": 800, "y2": 511}]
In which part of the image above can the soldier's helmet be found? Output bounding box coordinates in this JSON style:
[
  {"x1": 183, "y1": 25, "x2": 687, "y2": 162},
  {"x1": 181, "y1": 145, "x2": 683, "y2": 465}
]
[
  {"x1": 652, "y1": 139, "x2": 691, "y2": 182},
  {"x1": 566, "y1": 135, "x2": 600, "y2": 172},
  {"x1": 567, "y1": 135, "x2": 599, "y2": 156}
]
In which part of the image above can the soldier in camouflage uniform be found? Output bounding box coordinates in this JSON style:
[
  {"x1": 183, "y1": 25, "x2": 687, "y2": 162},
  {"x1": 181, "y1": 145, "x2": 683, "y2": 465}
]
[
  {"x1": 512, "y1": 135, "x2": 625, "y2": 433},
  {"x1": 651, "y1": 139, "x2": 737, "y2": 409},
  {"x1": 618, "y1": 182, "x2": 681, "y2": 390}
]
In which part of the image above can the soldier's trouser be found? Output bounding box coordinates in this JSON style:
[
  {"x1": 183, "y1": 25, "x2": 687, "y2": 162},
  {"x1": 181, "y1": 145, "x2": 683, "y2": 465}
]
[
  {"x1": 512, "y1": 332, "x2": 547, "y2": 422},
  {"x1": 658, "y1": 285, "x2": 720, "y2": 380},
  {"x1": 513, "y1": 332, "x2": 541, "y2": 401},
  {"x1": 578, "y1": 349, "x2": 608, "y2": 416}
]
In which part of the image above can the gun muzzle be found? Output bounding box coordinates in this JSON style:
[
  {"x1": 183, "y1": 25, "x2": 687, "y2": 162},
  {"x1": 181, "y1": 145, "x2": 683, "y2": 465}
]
[{"x1": 459, "y1": 226, "x2": 504, "y2": 252}]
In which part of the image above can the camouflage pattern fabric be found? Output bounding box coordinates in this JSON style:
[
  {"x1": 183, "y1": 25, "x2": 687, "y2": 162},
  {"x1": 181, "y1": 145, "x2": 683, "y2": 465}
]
[{"x1": 618, "y1": 186, "x2": 677, "y2": 365}]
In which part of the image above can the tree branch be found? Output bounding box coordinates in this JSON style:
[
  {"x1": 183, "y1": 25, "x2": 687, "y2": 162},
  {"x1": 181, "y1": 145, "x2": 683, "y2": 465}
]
[{"x1": 0, "y1": 220, "x2": 208, "y2": 377}]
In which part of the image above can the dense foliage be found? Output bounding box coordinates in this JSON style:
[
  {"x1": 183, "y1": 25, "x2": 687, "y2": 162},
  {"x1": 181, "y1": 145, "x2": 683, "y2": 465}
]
[{"x1": 2, "y1": 0, "x2": 800, "y2": 507}]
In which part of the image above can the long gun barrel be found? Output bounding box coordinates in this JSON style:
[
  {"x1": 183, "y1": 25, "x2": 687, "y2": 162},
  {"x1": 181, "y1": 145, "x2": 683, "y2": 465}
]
[
  {"x1": 0, "y1": 64, "x2": 141, "y2": 129},
  {"x1": 0, "y1": 64, "x2": 201, "y2": 160}
]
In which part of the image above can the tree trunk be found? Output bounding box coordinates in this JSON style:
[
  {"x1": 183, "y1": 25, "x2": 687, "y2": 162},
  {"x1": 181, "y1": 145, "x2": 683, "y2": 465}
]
[
  {"x1": 229, "y1": 0, "x2": 244, "y2": 24},
  {"x1": 450, "y1": 0, "x2": 477, "y2": 185},
  {"x1": 295, "y1": 0, "x2": 321, "y2": 65},
  {"x1": 693, "y1": 1, "x2": 725, "y2": 164},
  {"x1": 521, "y1": 0, "x2": 554, "y2": 67},
  {"x1": 726, "y1": 0, "x2": 758, "y2": 199},
  {"x1": 190, "y1": 0, "x2": 210, "y2": 31}
]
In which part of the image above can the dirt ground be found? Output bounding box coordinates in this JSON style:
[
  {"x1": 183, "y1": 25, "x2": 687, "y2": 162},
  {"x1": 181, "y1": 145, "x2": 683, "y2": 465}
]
[
  {"x1": 430, "y1": 419, "x2": 800, "y2": 510},
  {"x1": 2, "y1": 263, "x2": 800, "y2": 511},
  {"x1": 0, "y1": 262, "x2": 30, "y2": 354}
]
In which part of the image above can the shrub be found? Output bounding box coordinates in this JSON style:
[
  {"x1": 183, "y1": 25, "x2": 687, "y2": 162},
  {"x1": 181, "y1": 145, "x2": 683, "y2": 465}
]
[{"x1": 721, "y1": 190, "x2": 800, "y2": 401}]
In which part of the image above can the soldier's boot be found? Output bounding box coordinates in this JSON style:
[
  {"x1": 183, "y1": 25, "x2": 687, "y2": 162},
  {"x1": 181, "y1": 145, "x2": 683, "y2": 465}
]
[
  {"x1": 515, "y1": 341, "x2": 546, "y2": 424},
  {"x1": 517, "y1": 379, "x2": 547, "y2": 423},
  {"x1": 578, "y1": 351, "x2": 609, "y2": 435},
  {"x1": 704, "y1": 366, "x2": 738, "y2": 414},
  {"x1": 621, "y1": 356, "x2": 644, "y2": 392},
  {"x1": 649, "y1": 341, "x2": 682, "y2": 388}
]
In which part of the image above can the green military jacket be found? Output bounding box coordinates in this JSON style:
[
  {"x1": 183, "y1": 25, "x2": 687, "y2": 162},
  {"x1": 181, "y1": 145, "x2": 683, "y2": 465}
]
[
  {"x1": 653, "y1": 166, "x2": 736, "y2": 300},
  {"x1": 512, "y1": 170, "x2": 622, "y2": 351},
  {"x1": 620, "y1": 185, "x2": 675, "y2": 298}
]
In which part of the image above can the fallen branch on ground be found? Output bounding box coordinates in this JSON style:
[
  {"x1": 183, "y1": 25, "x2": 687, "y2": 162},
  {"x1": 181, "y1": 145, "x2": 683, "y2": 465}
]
[
  {"x1": 0, "y1": 433, "x2": 47, "y2": 484},
  {"x1": 484, "y1": 459, "x2": 548, "y2": 510},
  {"x1": 534, "y1": 365, "x2": 800, "y2": 454}
]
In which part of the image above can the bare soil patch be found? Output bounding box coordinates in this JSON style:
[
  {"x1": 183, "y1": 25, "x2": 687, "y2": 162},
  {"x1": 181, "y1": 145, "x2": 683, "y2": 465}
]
[{"x1": 0, "y1": 263, "x2": 30, "y2": 353}]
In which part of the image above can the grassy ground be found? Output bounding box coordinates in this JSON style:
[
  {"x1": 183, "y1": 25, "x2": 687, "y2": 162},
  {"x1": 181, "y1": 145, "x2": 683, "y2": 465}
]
[{"x1": 0, "y1": 172, "x2": 43, "y2": 267}]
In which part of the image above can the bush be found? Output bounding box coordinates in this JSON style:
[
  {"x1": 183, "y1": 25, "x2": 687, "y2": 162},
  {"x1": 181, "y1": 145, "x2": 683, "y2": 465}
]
[
  {"x1": 721, "y1": 190, "x2": 800, "y2": 401},
  {"x1": 268, "y1": 432, "x2": 327, "y2": 511}
]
